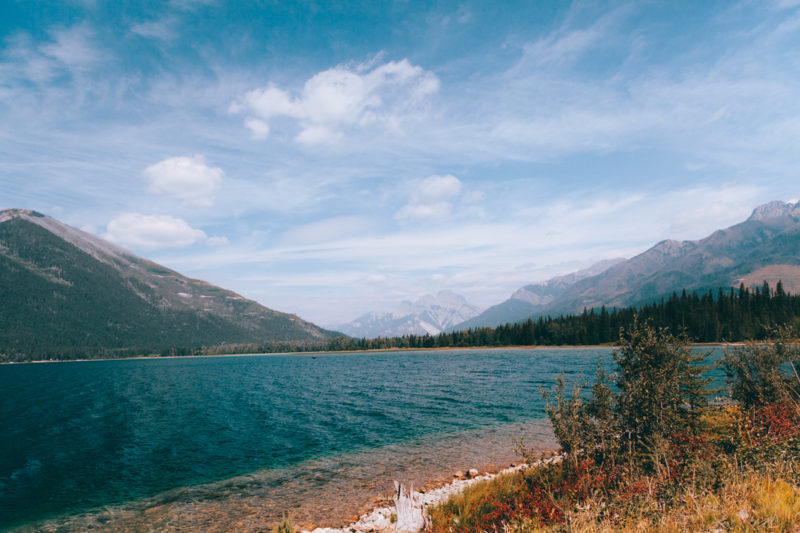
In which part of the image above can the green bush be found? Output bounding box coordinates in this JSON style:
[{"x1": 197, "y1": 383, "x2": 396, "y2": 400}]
[
  {"x1": 613, "y1": 318, "x2": 712, "y2": 454},
  {"x1": 723, "y1": 325, "x2": 800, "y2": 410},
  {"x1": 542, "y1": 318, "x2": 712, "y2": 467}
]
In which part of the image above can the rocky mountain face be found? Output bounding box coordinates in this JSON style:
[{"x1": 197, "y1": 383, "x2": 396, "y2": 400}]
[
  {"x1": 334, "y1": 290, "x2": 481, "y2": 338},
  {"x1": 0, "y1": 209, "x2": 336, "y2": 359},
  {"x1": 542, "y1": 200, "x2": 800, "y2": 316},
  {"x1": 455, "y1": 200, "x2": 800, "y2": 330},
  {"x1": 452, "y1": 259, "x2": 625, "y2": 330}
]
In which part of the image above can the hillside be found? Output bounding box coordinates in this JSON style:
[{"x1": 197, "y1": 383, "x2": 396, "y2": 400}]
[
  {"x1": 452, "y1": 259, "x2": 625, "y2": 330},
  {"x1": 542, "y1": 200, "x2": 800, "y2": 316},
  {"x1": 456, "y1": 200, "x2": 800, "y2": 329},
  {"x1": 0, "y1": 209, "x2": 337, "y2": 360}
]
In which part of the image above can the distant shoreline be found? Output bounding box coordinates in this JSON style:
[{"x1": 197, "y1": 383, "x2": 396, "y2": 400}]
[{"x1": 0, "y1": 342, "x2": 744, "y2": 365}]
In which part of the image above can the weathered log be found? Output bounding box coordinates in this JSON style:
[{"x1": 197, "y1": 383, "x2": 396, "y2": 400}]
[{"x1": 393, "y1": 481, "x2": 426, "y2": 533}]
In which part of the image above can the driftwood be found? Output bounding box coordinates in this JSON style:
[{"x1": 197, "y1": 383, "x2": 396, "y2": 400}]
[{"x1": 393, "y1": 481, "x2": 427, "y2": 533}]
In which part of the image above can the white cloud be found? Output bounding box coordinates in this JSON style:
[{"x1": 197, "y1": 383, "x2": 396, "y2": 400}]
[
  {"x1": 416, "y1": 174, "x2": 462, "y2": 202},
  {"x1": 232, "y1": 58, "x2": 439, "y2": 143},
  {"x1": 103, "y1": 213, "x2": 207, "y2": 250},
  {"x1": 295, "y1": 125, "x2": 341, "y2": 145},
  {"x1": 244, "y1": 118, "x2": 269, "y2": 140},
  {"x1": 395, "y1": 202, "x2": 454, "y2": 220},
  {"x1": 39, "y1": 24, "x2": 106, "y2": 73},
  {"x1": 206, "y1": 235, "x2": 229, "y2": 246},
  {"x1": 396, "y1": 174, "x2": 463, "y2": 220},
  {"x1": 143, "y1": 155, "x2": 223, "y2": 207},
  {"x1": 130, "y1": 18, "x2": 177, "y2": 41},
  {"x1": 1, "y1": 24, "x2": 106, "y2": 86}
]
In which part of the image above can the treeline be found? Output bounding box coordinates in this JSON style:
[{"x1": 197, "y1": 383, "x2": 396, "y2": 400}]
[
  {"x1": 4, "y1": 282, "x2": 800, "y2": 362},
  {"x1": 324, "y1": 282, "x2": 800, "y2": 351}
]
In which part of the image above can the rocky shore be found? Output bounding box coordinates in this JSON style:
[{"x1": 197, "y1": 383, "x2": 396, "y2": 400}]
[{"x1": 304, "y1": 455, "x2": 562, "y2": 533}]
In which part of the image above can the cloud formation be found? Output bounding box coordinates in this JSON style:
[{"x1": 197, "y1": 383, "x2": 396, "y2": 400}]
[
  {"x1": 143, "y1": 156, "x2": 223, "y2": 207},
  {"x1": 231, "y1": 59, "x2": 439, "y2": 144},
  {"x1": 1, "y1": 24, "x2": 107, "y2": 87},
  {"x1": 103, "y1": 213, "x2": 208, "y2": 250},
  {"x1": 395, "y1": 174, "x2": 463, "y2": 221}
]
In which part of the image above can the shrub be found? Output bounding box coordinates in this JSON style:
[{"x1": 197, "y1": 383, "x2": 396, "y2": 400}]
[
  {"x1": 723, "y1": 325, "x2": 800, "y2": 411},
  {"x1": 540, "y1": 375, "x2": 594, "y2": 466},
  {"x1": 542, "y1": 319, "x2": 712, "y2": 467},
  {"x1": 613, "y1": 318, "x2": 712, "y2": 456}
]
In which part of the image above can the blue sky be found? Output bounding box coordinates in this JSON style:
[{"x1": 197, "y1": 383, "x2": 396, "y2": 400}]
[{"x1": 2, "y1": 1, "x2": 800, "y2": 325}]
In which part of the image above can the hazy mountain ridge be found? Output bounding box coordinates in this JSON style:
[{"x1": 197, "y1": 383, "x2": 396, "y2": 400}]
[
  {"x1": 334, "y1": 290, "x2": 481, "y2": 338},
  {"x1": 452, "y1": 200, "x2": 800, "y2": 330},
  {"x1": 452, "y1": 258, "x2": 626, "y2": 330},
  {"x1": 0, "y1": 209, "x2": 336, "y2": 359},
  {"x1": 545, "y1": 201, "x2": 800, "y2": 315}
]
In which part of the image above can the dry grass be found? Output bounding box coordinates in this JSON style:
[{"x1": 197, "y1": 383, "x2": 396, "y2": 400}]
[
  {"x1": 428, "y1": 404, "x2": 800, "y2": 533},
  {"x1": 517, "y1": 467, "x2": 800, "y2": 532},
  {"x1": 428, "y1": 471, "x2": 524, "y2": 531}
]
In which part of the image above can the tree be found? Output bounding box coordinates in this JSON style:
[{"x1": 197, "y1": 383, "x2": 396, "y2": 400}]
[
  {"x1": 613, "y1": 318, "x2": 712, "y2": 450},
  {"x1": 723, "y1": 325, "x2": 800, "y2": 410},
  {"x1": 541, "y1": 318, "x2": 713, "y2": 467}
]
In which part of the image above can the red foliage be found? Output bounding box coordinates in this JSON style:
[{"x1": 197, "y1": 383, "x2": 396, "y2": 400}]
[
  {"x1": 664, "y1": 432, "x2": 714, "y2": 482},
  {"x1": 752, "y1": 402, "x2": 800, "y2": 441}
]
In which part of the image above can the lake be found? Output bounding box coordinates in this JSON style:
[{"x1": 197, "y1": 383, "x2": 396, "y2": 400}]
[{"x1": 0, "y1": 347, "x2": 725, "y2": 531}]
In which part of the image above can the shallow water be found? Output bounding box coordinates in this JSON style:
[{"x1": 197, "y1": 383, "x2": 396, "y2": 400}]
[{"x1": 0, "y1": 347, "x2": 724, "y2": 531}]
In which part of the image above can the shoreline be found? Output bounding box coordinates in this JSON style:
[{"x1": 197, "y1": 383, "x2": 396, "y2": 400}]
[
  {"x1": 305, "y1": 454, "x2": 563, "y2": 533},
  {"x1": 0, "y1": 341, "x2": 744, "y2": 365},
  {"x1": 8, "y1": 421, "x2": 557, "y2": 532}
]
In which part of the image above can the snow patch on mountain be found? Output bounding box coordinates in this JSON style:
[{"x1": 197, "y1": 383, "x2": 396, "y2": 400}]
[{"x1": 334, "y1": 290, "x2": 481, "y2": 338}]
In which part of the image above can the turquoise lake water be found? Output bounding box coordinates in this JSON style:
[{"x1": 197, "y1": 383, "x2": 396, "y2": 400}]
[{"x1": 0, "y1": 347, "x2": 726, "y2": 530}]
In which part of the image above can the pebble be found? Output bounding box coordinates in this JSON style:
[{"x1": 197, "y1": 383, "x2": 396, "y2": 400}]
[{"x1": 301, "y1": 456, "x2": 563, "y2": 533}]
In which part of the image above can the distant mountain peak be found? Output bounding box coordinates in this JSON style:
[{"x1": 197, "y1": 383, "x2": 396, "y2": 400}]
[
  {"x1": 650, "y1": 239, "x2": 693, "y2": 256},
  {"x1": 453, "y1": 258, "x2": 626, "y2": 330},
  {"x1": 334, "y1": 290, "x2": 481, "y2": 338},
  {"x1": 747, "y1": 200, "x2": 800, "y2": 221}
]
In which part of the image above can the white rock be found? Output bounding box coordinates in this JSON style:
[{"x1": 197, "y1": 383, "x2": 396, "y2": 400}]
[
  {"x1": 394, "y1": 482, "x2": 426, "y2": 533},
  {"x1": 321, "y1": 456, "x2": 562, "y2": 533}
]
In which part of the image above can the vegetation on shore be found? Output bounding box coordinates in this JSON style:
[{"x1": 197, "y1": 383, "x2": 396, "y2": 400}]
[
  {"x1": 426, "y1": 321, "x2": 800, "y2": 532},
  {"x1": 4, "y1": 281, "x2": 799, "y2": 362}
]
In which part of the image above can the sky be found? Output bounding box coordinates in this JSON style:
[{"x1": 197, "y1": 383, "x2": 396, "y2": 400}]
[{"x1": 2, "y1": 1, "x2": 800, "y2": 326}]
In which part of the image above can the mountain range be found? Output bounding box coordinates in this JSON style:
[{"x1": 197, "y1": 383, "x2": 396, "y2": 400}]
[
  {"x1": 0, "y1": 209, "x2": 336, "y2": 359},
  {"x1": 3, "y1": 199, "x2": 800, "y2": 358},
  {"x1": 453, "y1": 200, "x2": 800, "y2": 330},
  {"x1": 452, "y1": 258, "x2": 626, "y2": 330},
  {"x1": 333, "y1": 290, "x2": 480, "y2": 338}
]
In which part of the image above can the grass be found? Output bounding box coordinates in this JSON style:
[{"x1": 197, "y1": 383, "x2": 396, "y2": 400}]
[
  {"x1": 272, "y1": 512, "x2": 296, "y2": 533},
  {"x1": 427, "y1": 403, "x2": 800, "y2": 533}
]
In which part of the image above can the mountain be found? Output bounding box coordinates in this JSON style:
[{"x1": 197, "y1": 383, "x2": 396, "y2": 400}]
[
  {"x1": 334, "y1": 290, "x2": 481, "y2": 338},
  {"x1": 0, "y1": 209, "x2": 336, "y2": 360},
  {"x1": 538, "y1": 200, "x2": 800, "y2": 316},
  {"x1": 452, "y1": 258, "x2": 626, "y2": 330},
  {"x1": 452, "y1": 200, "x2": 800, "y2": 331}
]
